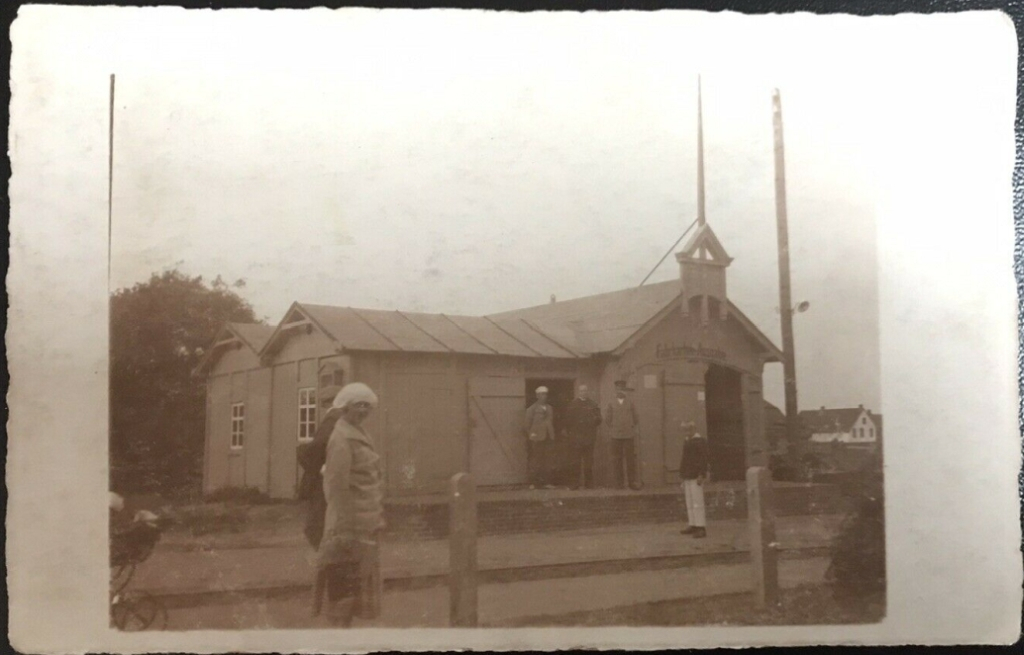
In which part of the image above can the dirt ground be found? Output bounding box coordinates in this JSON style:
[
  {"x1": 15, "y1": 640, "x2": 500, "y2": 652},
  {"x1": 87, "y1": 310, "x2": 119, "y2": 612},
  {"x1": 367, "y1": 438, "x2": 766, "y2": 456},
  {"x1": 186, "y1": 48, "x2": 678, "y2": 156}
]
[{"x1": 515, "y1": 583, "x2": 886, "y2": 627}]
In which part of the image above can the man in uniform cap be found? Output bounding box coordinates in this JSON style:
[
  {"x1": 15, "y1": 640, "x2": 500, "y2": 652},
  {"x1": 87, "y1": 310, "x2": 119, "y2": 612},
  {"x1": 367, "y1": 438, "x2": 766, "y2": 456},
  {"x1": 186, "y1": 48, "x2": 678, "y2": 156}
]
[
  {"x1": 524, "y1": 386, "x2": 556, "y2": 489},
  {"x1": 605, "y1": 379, "x2": 642, "y2": 490}
]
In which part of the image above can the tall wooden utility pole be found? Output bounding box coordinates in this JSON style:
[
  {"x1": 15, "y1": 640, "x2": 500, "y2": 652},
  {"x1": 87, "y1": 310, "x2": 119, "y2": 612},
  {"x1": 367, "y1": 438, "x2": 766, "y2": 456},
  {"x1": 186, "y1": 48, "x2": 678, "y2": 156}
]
[{"x1": 772, "y1": 88, "x2": 801, "y2": 459}]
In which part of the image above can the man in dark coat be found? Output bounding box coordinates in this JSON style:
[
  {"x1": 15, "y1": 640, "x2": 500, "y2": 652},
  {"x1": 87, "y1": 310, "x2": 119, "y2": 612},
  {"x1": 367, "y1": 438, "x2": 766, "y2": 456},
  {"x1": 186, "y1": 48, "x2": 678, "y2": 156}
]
[
  {"x1": 563, "y1": 384, "x2": 602, "y2": 489},
  {"x1": 679, "y1": 420, "x2": 711, "y2": 538},
  {"x1": 296, "y1": 385, "x2": 343, "y2": 549},
  {"x1": 605, "y1": 380, "x2": 642, "y2": 490}
]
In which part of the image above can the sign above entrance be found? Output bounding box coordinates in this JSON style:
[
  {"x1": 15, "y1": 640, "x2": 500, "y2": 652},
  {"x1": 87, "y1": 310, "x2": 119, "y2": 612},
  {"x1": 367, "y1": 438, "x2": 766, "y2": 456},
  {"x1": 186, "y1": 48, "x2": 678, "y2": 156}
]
[{"x1": 655, "y1": 342, "x2": 727, "y2": 363}]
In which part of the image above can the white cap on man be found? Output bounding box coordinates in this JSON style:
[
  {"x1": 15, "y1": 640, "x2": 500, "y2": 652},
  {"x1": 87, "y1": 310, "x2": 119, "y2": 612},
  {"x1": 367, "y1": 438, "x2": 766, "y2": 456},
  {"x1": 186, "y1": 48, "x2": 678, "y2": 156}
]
[{"x1": 536, "y1": 386, "x2": 548, "y2": 394}]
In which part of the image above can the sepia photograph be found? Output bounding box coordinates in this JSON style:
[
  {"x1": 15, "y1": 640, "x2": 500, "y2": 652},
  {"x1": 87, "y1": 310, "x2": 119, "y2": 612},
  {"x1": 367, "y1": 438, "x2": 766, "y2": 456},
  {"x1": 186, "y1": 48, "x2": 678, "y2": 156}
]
[
  {"x1": 7, "y1": 6, "x2": 1020, "y2": 651},
  {"x1": 104, "y1": 11, "x2": 886, "y2": 632}
]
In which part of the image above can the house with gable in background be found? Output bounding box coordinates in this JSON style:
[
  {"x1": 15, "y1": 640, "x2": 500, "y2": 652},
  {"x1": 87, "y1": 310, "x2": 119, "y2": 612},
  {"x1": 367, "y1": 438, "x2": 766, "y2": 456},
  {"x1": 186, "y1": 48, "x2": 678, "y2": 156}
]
[{"x1": 800, "y1": 405, "x2": 882, "y2": 450}]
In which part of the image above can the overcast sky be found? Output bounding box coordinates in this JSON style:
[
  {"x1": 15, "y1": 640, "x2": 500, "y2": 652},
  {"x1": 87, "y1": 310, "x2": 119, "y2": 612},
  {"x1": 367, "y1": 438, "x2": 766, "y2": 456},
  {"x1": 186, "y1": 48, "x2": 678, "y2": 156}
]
[{"x1": 98, "y1": 9, "x2": 884, "y2": 411}]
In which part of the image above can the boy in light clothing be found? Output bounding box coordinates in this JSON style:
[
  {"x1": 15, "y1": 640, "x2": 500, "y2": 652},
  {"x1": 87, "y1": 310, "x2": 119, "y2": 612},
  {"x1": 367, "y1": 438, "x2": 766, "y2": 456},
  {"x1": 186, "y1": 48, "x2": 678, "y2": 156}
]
[{"x1": 679, "y1": 420, "x2": 710, "y2": 538}]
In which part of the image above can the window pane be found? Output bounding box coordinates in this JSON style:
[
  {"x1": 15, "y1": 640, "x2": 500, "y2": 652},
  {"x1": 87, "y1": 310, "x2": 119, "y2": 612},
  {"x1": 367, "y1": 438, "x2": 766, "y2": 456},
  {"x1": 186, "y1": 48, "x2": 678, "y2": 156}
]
[{"x1": 310, "y1": 408, "x2": 317, "y2": 424}]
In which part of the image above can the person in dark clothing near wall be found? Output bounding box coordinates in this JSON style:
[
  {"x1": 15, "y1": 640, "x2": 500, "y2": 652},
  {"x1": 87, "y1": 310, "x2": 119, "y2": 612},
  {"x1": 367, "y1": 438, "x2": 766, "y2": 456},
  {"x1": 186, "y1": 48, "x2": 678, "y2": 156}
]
[
  {"x1": 563, "y1": 384, "x2": 602, "y2": 490},
  {"x1": 605, "y1": 380, "x2": 642, "y2": 490},
  {"x1": 679, "y1": 420, "x2": 711, "y2": 538},
  {"x1": 296, "y1": 385, "x2": 343, "y2": 615},
  {"x1": 297, "y1": 385, "x2": 343, "y2": 549}
]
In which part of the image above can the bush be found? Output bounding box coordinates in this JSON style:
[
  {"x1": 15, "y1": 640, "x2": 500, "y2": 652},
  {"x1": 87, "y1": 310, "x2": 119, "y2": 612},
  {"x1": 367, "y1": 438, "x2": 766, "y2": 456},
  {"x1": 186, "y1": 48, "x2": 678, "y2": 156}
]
[
  {"x1": 826, "y1": 475, "x2": 886, "y2": 605},
  {"x1": 203, "y1": 486, "x2": 275, "y2": 506}
]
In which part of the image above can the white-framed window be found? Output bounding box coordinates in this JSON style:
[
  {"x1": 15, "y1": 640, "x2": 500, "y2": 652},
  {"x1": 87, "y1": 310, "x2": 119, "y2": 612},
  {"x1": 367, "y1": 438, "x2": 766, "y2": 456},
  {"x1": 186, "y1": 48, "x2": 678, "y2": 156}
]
[
  {"x1": 869, "y1": 427, "x2": 875, "y2": 439},
  {"x1": 298, "y1": 387, "x2": 318, "y2": 441},
  {"x1": 230, "y1": 403, "x2": 245, "y2": 449}
]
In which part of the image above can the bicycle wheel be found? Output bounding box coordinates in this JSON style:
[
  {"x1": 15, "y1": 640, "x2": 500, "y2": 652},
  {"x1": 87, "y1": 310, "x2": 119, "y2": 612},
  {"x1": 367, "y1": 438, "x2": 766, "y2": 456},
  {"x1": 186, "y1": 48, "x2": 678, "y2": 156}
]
[{"x1": 112, "y1": 593, "x2": 168, "y2": 631}]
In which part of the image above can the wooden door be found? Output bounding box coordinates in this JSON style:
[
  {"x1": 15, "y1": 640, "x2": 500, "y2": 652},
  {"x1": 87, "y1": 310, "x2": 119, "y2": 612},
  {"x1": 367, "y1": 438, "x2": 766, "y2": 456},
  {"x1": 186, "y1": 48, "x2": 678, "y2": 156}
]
[
  {"x1": 384, "y1": 372, "x2": 457, "y2": 493},
  {"x1": 705, "y1": 366, "x2": 746, "y2": 480},
  {"x1": 468, "y1": 377, "x2": 527, "y2": 486}
]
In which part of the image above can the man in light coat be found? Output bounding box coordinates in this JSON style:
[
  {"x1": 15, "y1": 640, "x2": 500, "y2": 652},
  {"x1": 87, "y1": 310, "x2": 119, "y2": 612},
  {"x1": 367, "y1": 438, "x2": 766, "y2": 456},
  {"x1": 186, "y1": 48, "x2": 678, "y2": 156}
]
[
  {"x1": 605, "y1": 380, "x2": 642, "y2": 490},
  {"x1": 524, "y1": 386, "x2": 556, "y2": 489}
]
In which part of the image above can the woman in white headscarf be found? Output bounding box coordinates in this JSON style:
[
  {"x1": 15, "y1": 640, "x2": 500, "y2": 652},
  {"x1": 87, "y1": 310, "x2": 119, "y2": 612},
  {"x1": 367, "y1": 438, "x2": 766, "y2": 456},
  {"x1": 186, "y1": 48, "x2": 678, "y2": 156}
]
[{"x1": 315, "y1": 382, "x2": 385, "y2": 626}]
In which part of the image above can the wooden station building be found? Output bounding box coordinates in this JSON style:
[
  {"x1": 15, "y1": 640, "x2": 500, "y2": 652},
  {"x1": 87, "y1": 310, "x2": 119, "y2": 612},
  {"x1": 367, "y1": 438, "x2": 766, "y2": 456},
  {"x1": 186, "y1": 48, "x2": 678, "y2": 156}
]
[{"x1": 196, "y1": 223, "x2": 783, "y2": 499}]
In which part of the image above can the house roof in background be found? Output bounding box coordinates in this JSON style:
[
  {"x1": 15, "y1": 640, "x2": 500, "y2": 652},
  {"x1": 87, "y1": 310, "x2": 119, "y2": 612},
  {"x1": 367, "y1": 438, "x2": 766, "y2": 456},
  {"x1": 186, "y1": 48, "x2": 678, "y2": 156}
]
[{"x1": 799, "y1": 407, "x2": 876, "y2": 433}]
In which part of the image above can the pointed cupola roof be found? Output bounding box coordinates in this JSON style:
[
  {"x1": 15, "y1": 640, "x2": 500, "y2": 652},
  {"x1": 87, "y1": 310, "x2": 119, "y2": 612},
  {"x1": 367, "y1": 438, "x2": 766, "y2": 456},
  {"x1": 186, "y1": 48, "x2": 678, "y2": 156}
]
[{"x1": 676, "y1": 75, "x2": 731, "y2": 323}]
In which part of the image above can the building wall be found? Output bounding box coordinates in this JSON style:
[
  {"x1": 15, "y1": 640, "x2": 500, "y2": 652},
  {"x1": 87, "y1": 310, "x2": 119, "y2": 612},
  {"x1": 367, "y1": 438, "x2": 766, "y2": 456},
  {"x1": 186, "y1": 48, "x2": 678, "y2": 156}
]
[
  {"x1": 842, "y1": 411, "x2": 877, "y2": 443},
  {"x1": 204, "y1": 304, "x2": 773, "y2": 497},
  {"x1": 204, "y1": 373, "x2": 233, "y2": 494},
  {"x1": 204, "y1": 341, "x2": 266, "y2": 495},
  {"x1": 244, "y1": 368, "x2": 273, "y2": 492},
  {"x1": 601, "y1": 303, "x2": 768, "y2": 486}
]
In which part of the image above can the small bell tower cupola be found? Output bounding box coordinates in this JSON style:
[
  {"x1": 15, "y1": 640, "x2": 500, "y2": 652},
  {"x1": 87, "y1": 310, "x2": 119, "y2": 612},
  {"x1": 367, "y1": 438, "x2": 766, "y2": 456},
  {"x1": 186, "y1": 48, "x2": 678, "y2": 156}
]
[{"x1": 677, "y1": 76, "x2": 732, "y2": 326}]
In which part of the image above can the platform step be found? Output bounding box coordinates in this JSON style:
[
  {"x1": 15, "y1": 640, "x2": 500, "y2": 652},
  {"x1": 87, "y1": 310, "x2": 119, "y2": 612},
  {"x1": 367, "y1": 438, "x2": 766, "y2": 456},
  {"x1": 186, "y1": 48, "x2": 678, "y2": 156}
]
[{"x1": 383, "y1": 483, "x2": 843, "y2": 541}]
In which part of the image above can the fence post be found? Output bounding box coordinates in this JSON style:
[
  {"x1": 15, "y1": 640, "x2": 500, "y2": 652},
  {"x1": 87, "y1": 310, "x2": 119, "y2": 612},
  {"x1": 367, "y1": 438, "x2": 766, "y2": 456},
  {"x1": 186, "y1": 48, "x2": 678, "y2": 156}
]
[
  {"x1": 449, "y1": 472, "x2": 478, "y2": 626},
  {"x1": 747, "y1": 466, "x2": 780, "y2": 608}
]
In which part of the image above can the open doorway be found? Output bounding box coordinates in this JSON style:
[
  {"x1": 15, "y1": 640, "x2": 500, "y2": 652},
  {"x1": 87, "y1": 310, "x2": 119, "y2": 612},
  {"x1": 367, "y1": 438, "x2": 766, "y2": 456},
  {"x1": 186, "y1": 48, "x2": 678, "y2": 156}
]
[
  {"x1": 525, "y1": 378, "x2": 576, "y2": 487},
  {"x1": 704, "y1": 365, "x2": 746, "y2": 481}
]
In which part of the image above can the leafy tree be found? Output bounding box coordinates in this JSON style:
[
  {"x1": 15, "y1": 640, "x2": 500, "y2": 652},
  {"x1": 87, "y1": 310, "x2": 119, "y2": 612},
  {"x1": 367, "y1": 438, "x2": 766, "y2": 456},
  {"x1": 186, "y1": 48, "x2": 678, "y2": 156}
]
[{"x1": 110, "y1": 270, "x2": 259, "y2": 497}]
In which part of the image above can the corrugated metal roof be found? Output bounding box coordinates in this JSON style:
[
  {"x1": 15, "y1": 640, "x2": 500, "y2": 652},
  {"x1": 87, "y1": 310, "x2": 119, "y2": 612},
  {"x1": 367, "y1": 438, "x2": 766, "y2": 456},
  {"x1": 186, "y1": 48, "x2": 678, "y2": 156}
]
[
  {"x1": 272, "y1": 278, "x2": 781, "y2": 361},
  {"x1": 349, "y1": 308, "x2": 451, "y2": 353},
  {"x1": 298, "y1": 304, "x2": 577, "y2": 358},
  {"x1": 489, "y1": 318, "x2": 579, "y2": 358},
  {"x1": 488, "y1": 281, "x2": 681, "y2": 354},
  {"x1": 300, "y1": 304, "x2": 396, "y2": 351},
  {"x1": 229, "y1": 322, "x2": 275, "y2": 353},
  {"x1": 399, "y1": 312, "x2": 496, "y2": 355},
  {"x1": 443, "y1": 315, "x2": 542, "y2": 358}
]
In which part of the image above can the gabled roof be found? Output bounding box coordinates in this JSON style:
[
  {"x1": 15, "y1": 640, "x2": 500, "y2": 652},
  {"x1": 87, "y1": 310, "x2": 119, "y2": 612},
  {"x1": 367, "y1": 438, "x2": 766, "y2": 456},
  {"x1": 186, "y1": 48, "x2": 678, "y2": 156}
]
[
  {"x1": 230, "y1": 322, "x2": 275, "y2": 353},
  {"x1": 677, "y1": 223, "x2": 733, "y2": 265},
  {"x1": 254, "y1": 279, "x2": 783, "y2": 364},
  {"x1": 191, "y1": 322, "x2": 274, "y2": 377},
  {"x1": 490, "y1": 280, "x2": 782, "y2": 361},
  {"x1": 488, "y1": 281, "x2": 682, "y2": 355},
  {"x1": 799, "y1": 406, "x2": 874, "y2": 433},
  {"x1": 258, "y1": 302, "x2": 581, "y2": 360}
]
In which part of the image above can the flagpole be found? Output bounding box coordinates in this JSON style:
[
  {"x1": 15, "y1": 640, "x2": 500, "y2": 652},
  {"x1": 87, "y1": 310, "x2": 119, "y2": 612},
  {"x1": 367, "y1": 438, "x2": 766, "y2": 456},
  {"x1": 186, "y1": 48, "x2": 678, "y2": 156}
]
[
  {"x1": 773, "y1": 88, "x2": 802, "y2": 460},
  {"x1": 696, "y1": 75, "x2": 706, "y2": 227},
  {"x1": 108, "y1": 73, "x2": 115, "y2": 287}
]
